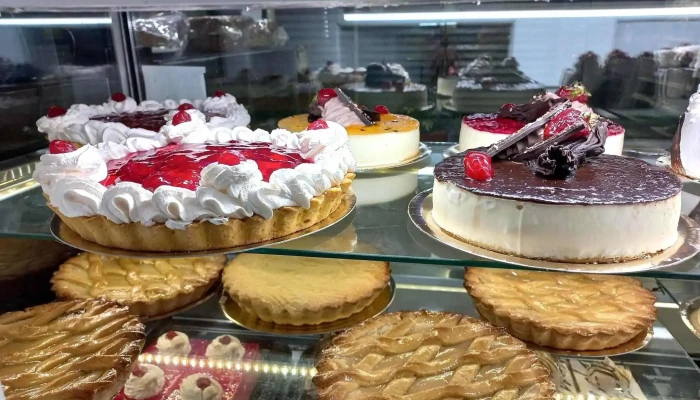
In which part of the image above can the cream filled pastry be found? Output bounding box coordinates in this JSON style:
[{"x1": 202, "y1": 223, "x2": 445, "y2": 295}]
[
  {"x1": 124, "y1": 363, "x2": 165, "y2": 400},
  {"x1": 278, "y1": 88, "x2": 420, "y2": 168},
  {"x1": 205, "y1": 335, "x2": 244, "y2": 361},
  {"x1": 672, "y1": 85, "x2": 700, "y2": 179},
  {"x1": 156, "y1": 330, "x2": 191, "y2": 356},
  {"x1": 180, "y1": 374, "x2": 223, "y2": 400}
]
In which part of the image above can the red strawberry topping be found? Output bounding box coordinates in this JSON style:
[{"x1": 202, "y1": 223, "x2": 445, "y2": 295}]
[
  {"x1": 172, "y1": 110, "x2": 192, "y2": 126},
  {"x1": 131, "y1": 364, "x2": 148, "y2": 378},
  {"x1": 463, "y1": 151, "x2": 494, "y2": 181},
  {"x1": 308, "y1": 120, "x2": 329, "y2": 130},
  {"x1": 374, "y1": 105, "x2": 390, "y2": 114},
  {"x1": 196, "y1": 377, "x2": 212, "y2": 390},
  {"x1": 317, "y1": 88, "x2": 337, "y2": 107},
  {"x1": 165, "y1": 331, "x2": 178, "y2": 340},
  {"x1": 543, "y1": 108, "x2": 590, "y2": 140},
  {"x1": 47, "y1": 106, "x2": 67, "y2": 118},
  {"x1": 49, "y1": 140, "x2": 76, "y2": 154},
  {"x1": 554, "y1": 82, "x2": 590, "y2": 104},
  {"x1": 219, "y1": 335, "x2": 232, "y2": 345},
  {"x1": 111, "y1": 92, "x2": 127, "y2": 102},
  {"x1": 178, "y1": 103, "x2": 195, "y2": 111},
  {"x1": 214, "y1": 90, "x2": 226, "y2": 97}
]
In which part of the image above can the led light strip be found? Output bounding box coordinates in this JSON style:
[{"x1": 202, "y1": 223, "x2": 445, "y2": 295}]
[
  {"x1": 344, "y1": 7, "x2": 700, "y2": 22},
  {"x1": 138, "y1": 353, "x2": 318, "y2": 377},
  {"x1": 0, "y1": 17, "x2": 112, "y2": 26}
]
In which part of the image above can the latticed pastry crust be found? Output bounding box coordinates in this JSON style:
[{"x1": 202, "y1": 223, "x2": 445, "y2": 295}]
[
  {"x1": 314, "y1": 310, "x2": 555, "y2": 400},
  {"x1": 223, "y1": 254, "x2": 389, "y2": 325},
  {"x1": 0, "y1": 299, "x2": 145, "y2": 400},
  {"x1": 49, "y1": 174, "x2": 354, "y2": 252},
  {"x1": 465, "y1": 268, "x2": 657, "y2": 351},
  {"x1": 52, "y1": 253, "x2": 226, "y2": 317}
]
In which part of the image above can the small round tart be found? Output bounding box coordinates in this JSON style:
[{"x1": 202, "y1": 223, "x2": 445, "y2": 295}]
[
  {"x1": 433, "y1": 154, "x2": 682, "y2": 262},
  {"x1": 51, "y1": 253, "x2": 226, "y2": 317},
  {"x1": 0, "y1": 299, "x2": 145, "y2": 400},
  {"x1": 222, "y1": 254, "x2": 389, "y2": 325},
  {"x1": 156, "y1": 330, "x2": 191, "y2": 356},
  {"x1": 180, "y1": 374, "x2": 223, "y2": 400},
  {"x1": 465, "y1": 268, "x2": 657, "y2": 350},
  {"x1": 124, "y1": 363, "x2": 165, "y2": 400},
  {"x1": 206, "y1": 335, "x2": 245, "y2": 361},
  {"x1": 36, "y1": 92, "x2": 250, "y2": 147},
  {"x1": 279, "y1": 113, "x2": 420, "y2": 168},
  {"x1": 35, "y1": 119, "x2": 356, "y2": 252},
  {"x1": 314, "y1": 310, "x2": 555, "y2": 400}
]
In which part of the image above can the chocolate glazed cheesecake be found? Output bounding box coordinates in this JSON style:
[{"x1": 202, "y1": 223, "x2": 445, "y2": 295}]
[{"x1": 433, "y1": 102, "x2": 682, "y2": 263}]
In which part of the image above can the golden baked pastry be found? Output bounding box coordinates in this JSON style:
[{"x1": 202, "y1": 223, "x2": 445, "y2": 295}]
[
  {"x1": 222, "y1": 254, "x2": 389, "y2": 325},
  {"x1": 52, "y1": 253, "x2": 226, "y2": 317},
  {"x1": 465, "y1": 268, "x2": 657, "y2": 351},
  {"x1": 314, "y1": 310, "x2": 555, "y2": 399},
  {"x1": 0, "y1": 299, "x2": 144, "y2": 400}
]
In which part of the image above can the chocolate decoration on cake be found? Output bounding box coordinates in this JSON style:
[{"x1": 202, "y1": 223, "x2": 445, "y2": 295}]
[
  {"x1": 365, "y1": 63, "x2": 406, "y2": 90},
  {"x1": 334, "y1": 88, "x2": 373, "y2": 126},
  {"x1": 671, "y1": 113, "x2": 686, "y2": 176},
  {"x1": 308, "y1": 103, "x2": 323, "y2": 122},
  {"x1": 498, "y1": 97, "x2": 566, "y2": 123}
]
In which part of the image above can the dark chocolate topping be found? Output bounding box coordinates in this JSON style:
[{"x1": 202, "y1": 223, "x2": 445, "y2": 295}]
[
  {"x1": 671, "y1": 113, "x2": 685, "y2": 175},
  {"x1": 334, "y1": 88, "x2": 373, "y2": 126},
  {"x1": 498, "y1": 97, "x2": 566, "y2": 123},
  {"x1": 434, "y1": 154, "x2": 682, "y2": 205}
]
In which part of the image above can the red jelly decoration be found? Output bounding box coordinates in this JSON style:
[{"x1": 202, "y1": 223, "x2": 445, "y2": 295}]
[
  {"x1": 49, "y1": 140, "x2": 77, "y2": 154},
  {"x1": 165, "y1": 331, "x2": 178, "y2": 340},
  {"x1": 131, "y1": 365, "x2": 148, "y2": 378},
  {"x1": 374, "y1": 105, "x2": 390, "y2": 114},
  {"x1": 214, "y1": 90, "x2": 226, "y2": 97},
  {"x1": 196, "y1": 377, "x2": 212, "y2": 390},
  {"x1": 464, "y1": 151, "x2": 494, "y2": 181},
  {"x1": 219, "y1": 336, "x2": 232, "y2": 345},
  {"x1": 172, "y1": 110, "x2": 192, "y2": 126},
  {"x1": 111, "y1": 92, "x2": 127, "y2": 102},
  {"x1": 308, "y1": 120, "x2": 329, "y2": 130},
  {"x1": 178, "y1": 103, "x2": 195, "y2": 111},
  {"x1": 317, "y1": 88, "x2": 337, "y2": 107},
  {"x1": 47, "y1": 106, "x2": 67, "y2": 118}
]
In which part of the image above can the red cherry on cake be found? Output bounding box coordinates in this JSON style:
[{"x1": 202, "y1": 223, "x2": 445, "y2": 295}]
[
  {"x1": 131, "y1": 364, "x2": 148, "y2": 378},
  {"x1": 317, "y1": 88, "x2": 337, "y2": 107},
  {"x1": 308, "y1": 120, "x2": 329, "y2": 130},
  {"x1": 214, "y1": 90, "x2": 226, "y2": 97},
  {"x1": 111, "y1": 92, "x2": 127, "y2": 102},
  {"x1": 196, "y1": 377, "x2": 212, "y2": 390},
  {"x1": 219, "y1": 335, "x2": 232, "y2": 345},
  {"x1": 178, "y1": 103, "x2": 195, "y2": 111},
  {"x1": 463, "y1": 151, "x2": 494, "y2": 181},
  {"x1": 543, "y1": 108, "x2": 590, "y2": 140},
  {"x1": 165, "y1": 331, "x2": 178, "y2": 340},
  {"x1": 555, "y1": 82, "x2": 590, "y2": 104},
  {"x1": 374, "y1": 105, "x2": 390, "y2": 114},
  {"x1": 172, "y1": 110, "x2": 192, "y2": 126},
  {"x1": 47, "y1": 106, "x2": 67, "y2": 118},
  {"x1": 49, "y1": 140, "x2": 76, "y2": 154}
]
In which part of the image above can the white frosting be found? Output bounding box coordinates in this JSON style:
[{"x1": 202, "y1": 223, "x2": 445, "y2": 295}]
[
  {"x1": 205, "y1": 335, "x2": 245, "y2": 361},
  {"x1": 35, "y1": 119, "x2": 355, "y2": 230},
  {"x1": 321, "y1": 97, "x2": 364, "y2": 127},
  {"x1": 679, "y1": 87, "x2": 700, "y2": 179},
  {"x1": 180, "y1": 374, "x2": 223, "y2": 400},
  {"x1": 41, "y1": 94, "x2": 249, "y2": 144},
  {"x1": 156, "y1": 331, "x2": 191, "y2": 356},
  {"x1": 124, "y1": 364, "x2": 165, "y2": 400}
]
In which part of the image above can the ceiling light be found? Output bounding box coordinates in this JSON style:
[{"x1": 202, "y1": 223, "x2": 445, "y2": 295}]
[{"x1": 0, "y1": 17, "x2": 111, "y2": 26}]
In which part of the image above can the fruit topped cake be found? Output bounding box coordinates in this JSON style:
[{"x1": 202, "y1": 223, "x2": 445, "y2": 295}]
[
  {"x1": 36, "y1": 91, "x2": 250, "y2": 147},
  {"x1": 459, "y1": 82, "x2": 625, "y2": 155},
  {"x1": 435, "y1": 101, "x2": 681, "y2": 263},
  {"x1": 278, "y1": 88, "x2": 420, "y2": 168},
  {"x1": 33, "y1": 110, "x2": 355, "y2": 252}
]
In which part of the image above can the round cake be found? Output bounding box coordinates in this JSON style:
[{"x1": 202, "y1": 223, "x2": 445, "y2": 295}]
[
  {"x1": 434, "y1": 154, "x2": 682, "y2": 262},
  {"x1": 278, "y1": 88, "x2": 420, "y2": 168},
  {"x1": 340, "y1": 62, "x2": 428, "y2": 112}
]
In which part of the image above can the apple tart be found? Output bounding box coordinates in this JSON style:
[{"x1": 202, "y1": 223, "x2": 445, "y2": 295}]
[
  {"x1": 0, "y1": 299, "x2": 145, "y2": 400},
  {"x1": 314, "y1": 310, "x2": 555, "y2": 399},
  {"x1": 465, "y1": 268, "x2": 657, "y2": 351},
  {"x1": 52, "y1": 253, "x2": 226, "y2": 317}
]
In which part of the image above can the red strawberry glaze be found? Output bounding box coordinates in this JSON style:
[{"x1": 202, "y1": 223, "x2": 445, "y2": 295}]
[
  {"x1": 607, "y1": 121, "x2": 625, "y2": 136},
  {"x1": 102, "y1": 141, "x2": 309, "y2": 192},
  {"x1": 462, "y1": 114, "x2": 526, "y2": 134}
]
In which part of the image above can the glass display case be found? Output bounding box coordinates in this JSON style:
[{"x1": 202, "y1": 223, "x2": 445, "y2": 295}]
[{"x1": 2, "y1": 1, "x2": 700, "y2": 399}]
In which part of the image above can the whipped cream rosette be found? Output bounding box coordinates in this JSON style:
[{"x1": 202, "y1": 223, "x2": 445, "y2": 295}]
[
  {"x1": 37, "y1": 91, "x2": 250, "y2": 147},
  {"x1": 35, "y1": 110, "x2": 355, "y2": 252}
]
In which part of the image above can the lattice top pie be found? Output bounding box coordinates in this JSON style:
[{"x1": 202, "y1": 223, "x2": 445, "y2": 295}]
[
  {"x1": 52, "y1": 253, "x2": 226, "y2": 317},
  {"x1": 314, "y1": 310, "x2": 555, "y2": 399},
  {"x1": 0, "y1": 299, "x2": 145, "y2": 400},
  {"x1": 465, "y1": 268, "x2": 657, "y2": 350}
]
